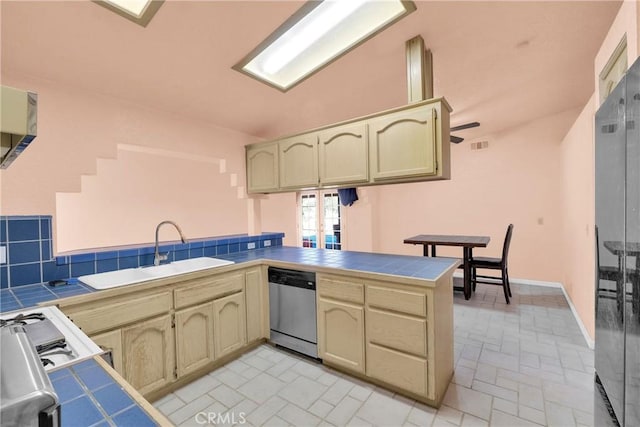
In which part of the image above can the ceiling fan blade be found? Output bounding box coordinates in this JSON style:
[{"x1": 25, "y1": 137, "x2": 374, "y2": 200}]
[
  {"x1": 450, "y1": 121, "x2": 480, "y2": 132},
  {"x1": 450, "y1": 135, "x2": 464, "y2": 144}
]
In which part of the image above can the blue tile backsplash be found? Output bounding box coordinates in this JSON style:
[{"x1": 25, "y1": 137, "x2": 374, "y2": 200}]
[
  {"x1": 0, "y1": 216, "x2": 52, "y2": 289},
  {"x1": 0, "y1": 215, "x2": 284, "y2": 289}
]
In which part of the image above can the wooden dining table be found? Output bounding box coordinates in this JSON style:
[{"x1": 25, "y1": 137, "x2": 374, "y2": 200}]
[{"x1": 404, "y1": 234, "x2": 491, "y2": 300}]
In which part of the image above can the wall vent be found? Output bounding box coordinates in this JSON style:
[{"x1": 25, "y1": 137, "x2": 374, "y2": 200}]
[{"x1": 470, "y1": 141, "x2": 489, "y2": 150}]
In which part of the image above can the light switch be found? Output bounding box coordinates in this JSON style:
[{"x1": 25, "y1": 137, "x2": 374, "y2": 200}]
[{"x1": 0, "y1": 246, "x2": 6, "y2": 264}]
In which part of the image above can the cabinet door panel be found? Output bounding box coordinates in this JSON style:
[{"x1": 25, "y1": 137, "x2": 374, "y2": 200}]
[
  {"x1": 123, "y1": 315, "x2": 175, "y2": 396},
  {"x1": 367, "y1": 285, "x2": 426, "y2": 317},
  {"x1": 367, "y1": 343, "x2": 428, "y2": 398},
  {"x1": 318, "y1": 298, "x2": 365, "y2": 374},
  {"x1": 67, "y1": 291, "x2": 172, "y2": 335},
  {"x1": 91, "y1": 329, "x2": 123, "y2": 374},
  {"x1": 213, "y1": 292, "x2": 247, "y2": 358},
  {"x1": 318, "y1": 123, "x2": 368, "y2": 185},
  {"x1": 279, "y1": 134, "x2": 318, "y2": 188},
  {"x1": 245, "y1": 267, "x2": 266, "y2": 343},
  {"x1": 317, "y1": 275, "x2": 364, "y2": 304},
  {"x1": 369, "y1": 106, "x2": 437, "y2": 180},
  {"x1": 366, "y1": 308, "x2": 427, "y2": 357},
  {"x1": 247, "y1": 144, "x2": 279, "y2": 193},
  {"x1": 175, "y1": 303, "x2": 215, "y2": 377},
  {"x1": 174, "y1": 273, "x2": 244, "y2": 310}
]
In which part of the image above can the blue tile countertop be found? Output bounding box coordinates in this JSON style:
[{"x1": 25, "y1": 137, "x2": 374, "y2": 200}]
[
  {"x1": 219, "y1": 246, "x2": 461, "y2": 281},
  {"x1": 49, "y1": 358, "x2": 160, "y2": 426},
  {"x1": 0, "y1": 247, "x2": 459, "y2": 311}
]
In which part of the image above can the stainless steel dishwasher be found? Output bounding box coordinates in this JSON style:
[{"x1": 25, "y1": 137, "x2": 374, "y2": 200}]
[{"x1": 268, "y1": 267, "x2": 317, "y2": 358}]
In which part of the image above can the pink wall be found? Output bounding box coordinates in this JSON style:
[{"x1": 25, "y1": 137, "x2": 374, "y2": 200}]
[
  {"x1": 260, "y1": 193, "x2": 298, "y2": 247},
  {"x1": 558, "y1": 0, "x2": 640, "y2": 341},
  {"x1": 559, "y1": 96, "x2": 596, "y2": 339},
  {"x1": 369, "y1": 109, "x2": 578, "y2": 283},
  {"x1": 256, "y1": 109, "x2": 576, "y2": 284},
  {"x1": 0, "y1": 74, "x2": 261, "y2": 253}
]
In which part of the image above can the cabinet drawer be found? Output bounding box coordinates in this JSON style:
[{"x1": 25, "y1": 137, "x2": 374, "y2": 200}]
[
  {"x1": 318, "y1": 276, "x2": 364, "y2": 304},
  {"x1": 174, "y1": 273, "x2": 244, "y2": 309},
  {"x1": 367, "y1": 286, "x2": 426, "y2": 317},
  {"x1": 366, "y1": 343, "x2": 427, "y2": 398},
  {"x1": 68, "y1": 291, "x2": 172, "y2": 335},
  {"x1": 367, "y1": 308, "x2": 427, "y2": 357}
]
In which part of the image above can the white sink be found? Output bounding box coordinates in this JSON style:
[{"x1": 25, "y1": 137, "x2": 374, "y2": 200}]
[{"x1": 79, "y1": 257, "x2": 235, "y2": 290}]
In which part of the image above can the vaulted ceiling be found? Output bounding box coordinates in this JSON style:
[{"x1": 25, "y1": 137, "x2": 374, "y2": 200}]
[{"x1": 1, "y1": 1, "x2": 621, "y2": 142}]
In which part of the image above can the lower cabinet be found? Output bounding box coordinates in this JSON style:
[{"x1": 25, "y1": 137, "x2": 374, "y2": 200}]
[
  {"x1": 317, "y1": 272, "x2": 453, "y2": 407},
  {"x1": 366, "y1": 343, "x2": 428, "y2": 397},
  {"x1": 175, "y1": 302, "x2": 215, "y2": 377},
  {"x1": 122, "y1": 314, "x2": 175, "y2": 396},
  {"x1": 213, "y1": 292, "x2": 247, "y2": 358},
  {"x1": 91, "y1": 329, "x2": 123, "y2": 374},
  {"x1": 245, "y1": 267, "x2": 267, "y2": 343},
  {"x1": 317, "y1": 297, "x2": 365, "y2": 374}
]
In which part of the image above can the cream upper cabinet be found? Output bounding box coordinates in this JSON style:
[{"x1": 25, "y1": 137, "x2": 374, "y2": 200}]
[
  {"x1": 245, "y1": 98, "x2": 451, "y2": 193},
  {"x1": 122, "y1": 314, "x2": 175, "y2": 397},
  {"x1": 318, "y1": 122, "x2": 368, "y2": 185},
  {"x1": 368, "y1": 104, "x2": 437, "y2": 181},
  {"x1": 278, "y1": 133, "x2": 318, "y2": 189},
  {"x1": 317, "y1": 297, "x2": 365, "y2": 374},
  {"x1": 246, "y1": 143, "x2": 279, "y2": 193},
  {"x1": 213, "y1": 292, "x2": 247, "y2": 358},
  {"x1": 175, "y1": 302, "x2": 215, "y2": 377},
  {"x1": 245, "y1": 267, "x2": 267, "y2": 343}
]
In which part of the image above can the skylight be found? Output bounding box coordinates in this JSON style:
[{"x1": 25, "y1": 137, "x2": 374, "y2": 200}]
[
  {"x1": 234, "y1": 0, "x2": 416, "y2": 92},
  {"x1": 106, "y1": 0, "x2": 150, "y2": 17},
  {"x1": 95, "y1": 0, "x2": 164, "y2": 27}
]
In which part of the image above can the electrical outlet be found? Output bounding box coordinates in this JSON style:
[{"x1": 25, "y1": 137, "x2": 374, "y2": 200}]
[
  {"x1": 248, "y1": 242, "x2": 256, "y2": 249},
  {"x1": 0, "y1": 246, "x2": 6, "y2": 264},
  {"x1": 264, "y1": 240, "x2": 271, "y2": 247}
]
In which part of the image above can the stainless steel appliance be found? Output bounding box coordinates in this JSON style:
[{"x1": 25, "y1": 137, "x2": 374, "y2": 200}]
[
  {"x1": 1, "y1": 85, "x2": 37, "y2": 169},
  {"x1": 595, "y1": 56, "x2": 640, "y2": 427},
  {"x1": 0, "y1": 306, "x2": 102, "y2": 371},
  {"x1": 0, "y1": 306, "x2": 103, "y2": 425},
  {"x1": 268, "y1": 267, "x2": 318, "y2": 358},
  {"x1": 0, "y1": 324, "x2": 60, "y2": 427}
]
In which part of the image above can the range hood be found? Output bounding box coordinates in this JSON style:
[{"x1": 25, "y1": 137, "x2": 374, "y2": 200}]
[{"x1": 1, "y1": 86, "x2": 37, "y2": 169}]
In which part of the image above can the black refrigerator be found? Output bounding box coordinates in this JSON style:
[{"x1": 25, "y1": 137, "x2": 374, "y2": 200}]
[{"x1": 595, "y1": 56, "x2": 640, "y2": 427}]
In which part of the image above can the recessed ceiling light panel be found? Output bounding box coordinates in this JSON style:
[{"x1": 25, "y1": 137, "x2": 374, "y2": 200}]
[
  {"x1": 94, "y1": 0, "x2": 164, "y2": 27},
  {"x1": 234, "y1": 0, "x2": 416, "y2": 91}
]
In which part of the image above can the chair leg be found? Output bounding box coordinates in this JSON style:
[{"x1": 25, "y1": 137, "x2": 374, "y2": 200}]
[
  {"x1": 472, "y1": 267, "x2": 476, "y2": 292},
  {"x1": 501, "y1": 267, "x2": 510, "y2": 304},
  {"x1": 616, "y1": 277, "x2": 623, "y2": 321},
  {"x1": 505, "y1": 267, "x2": 512, "y2": 297}
]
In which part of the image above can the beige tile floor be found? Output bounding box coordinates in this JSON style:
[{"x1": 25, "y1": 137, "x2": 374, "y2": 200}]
[{"x1": 153, "y1": 282, "x2": 594, "y2": 426}]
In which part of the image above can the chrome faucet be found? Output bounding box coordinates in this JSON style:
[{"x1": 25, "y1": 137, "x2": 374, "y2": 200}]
[{"x1": 154, "y1": 221, "x2": 188, "y2": 266}]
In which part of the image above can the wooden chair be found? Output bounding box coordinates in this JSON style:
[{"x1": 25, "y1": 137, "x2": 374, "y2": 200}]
[
  {"x1": 470, "y1": 224, "x2": 514, "y2": 303},
  {"x1": 595, "y1": 226, "x2": 622, "y2": 314},
  {"x1": 595, "y1": 226, "x2": 639, "y2": 318}
]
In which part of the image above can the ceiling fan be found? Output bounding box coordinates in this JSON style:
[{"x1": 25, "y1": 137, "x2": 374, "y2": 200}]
[{"x1": 450, "y1": 122, "x2": 480, "y2": 144}]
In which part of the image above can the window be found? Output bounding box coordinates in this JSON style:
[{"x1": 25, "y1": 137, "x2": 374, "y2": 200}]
[{"x1": 299, "y1": 191, "x2": 342, "y2": 250}]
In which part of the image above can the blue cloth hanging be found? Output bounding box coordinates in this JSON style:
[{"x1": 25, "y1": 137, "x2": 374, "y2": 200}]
[{"x1": 337, "y1": 188, "x2": 358, "y2": 207}]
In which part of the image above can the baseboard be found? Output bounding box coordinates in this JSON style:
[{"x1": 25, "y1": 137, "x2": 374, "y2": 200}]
[
  {"x1": 558, "y1": 284, "x2": 595, "y2": 349},
  {"x1": 452, "y1": 272, "x2": 595, "y2": 349}
]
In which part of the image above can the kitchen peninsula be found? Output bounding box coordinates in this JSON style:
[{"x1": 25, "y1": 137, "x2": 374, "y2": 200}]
[{"x1": 32, "y1": 247, "x2": 459, "y2": 421}]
